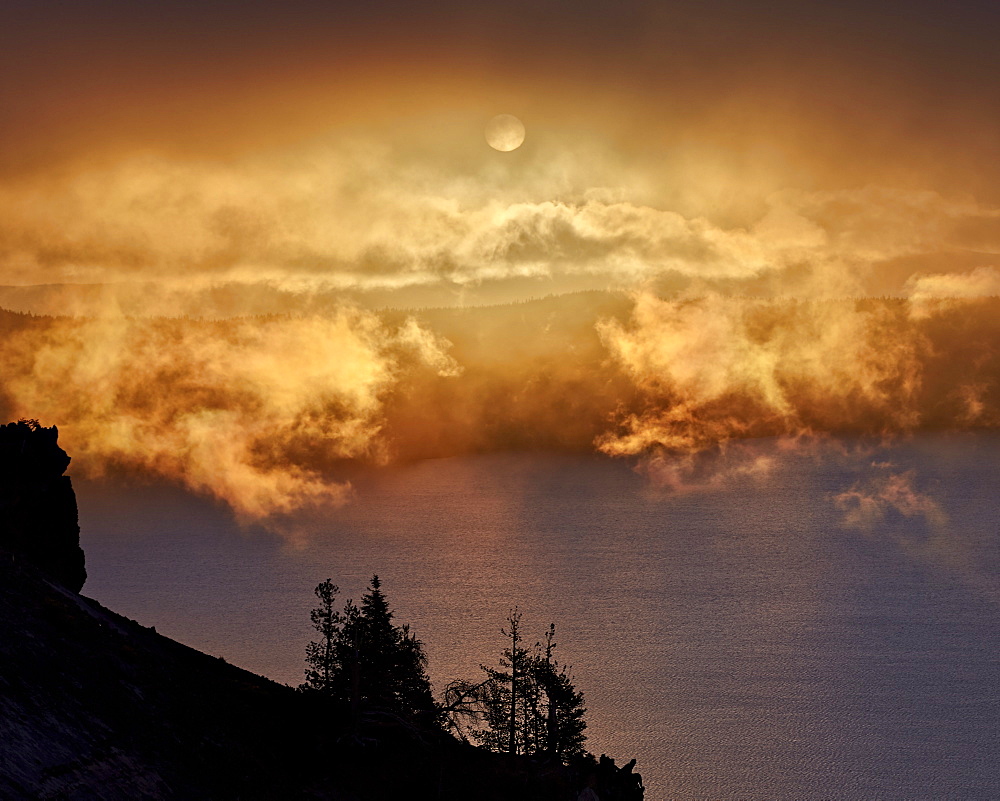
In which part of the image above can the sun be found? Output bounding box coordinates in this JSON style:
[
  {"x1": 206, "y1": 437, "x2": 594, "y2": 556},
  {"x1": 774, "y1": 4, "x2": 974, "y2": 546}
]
[{"x1": 485, "y1": 114, "x2": 525, "y2": 152}]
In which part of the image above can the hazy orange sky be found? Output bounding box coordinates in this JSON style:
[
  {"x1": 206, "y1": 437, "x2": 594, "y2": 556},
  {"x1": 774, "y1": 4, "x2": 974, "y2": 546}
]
[
  {"x1": 2, "y1": 1, "x2": 999, "y2": 521},
  {"x1": 2, "y1": 0, "x2": 999, "y2": 306}
]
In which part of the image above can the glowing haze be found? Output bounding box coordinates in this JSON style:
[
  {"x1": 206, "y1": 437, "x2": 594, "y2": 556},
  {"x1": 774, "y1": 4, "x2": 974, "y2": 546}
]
[{"x1": 1, "y1": 1, "x2": 999, "y2": 520}]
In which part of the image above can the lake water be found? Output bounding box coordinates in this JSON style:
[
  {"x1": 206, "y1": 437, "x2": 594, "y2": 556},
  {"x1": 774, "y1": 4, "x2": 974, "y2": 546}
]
[{"x1": 78, "y1": 434, "x2": 1000, "y2": 800}]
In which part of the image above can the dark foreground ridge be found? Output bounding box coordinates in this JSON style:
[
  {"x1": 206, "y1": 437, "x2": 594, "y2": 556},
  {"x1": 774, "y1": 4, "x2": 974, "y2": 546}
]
[{"x1": 0, "y1": 425, "x2": 643, "y2": 800}]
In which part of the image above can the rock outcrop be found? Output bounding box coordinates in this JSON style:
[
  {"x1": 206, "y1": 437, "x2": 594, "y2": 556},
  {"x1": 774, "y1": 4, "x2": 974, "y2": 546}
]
[{"x1": 0, "y1": 420, "x2": 85, "y2": 592}]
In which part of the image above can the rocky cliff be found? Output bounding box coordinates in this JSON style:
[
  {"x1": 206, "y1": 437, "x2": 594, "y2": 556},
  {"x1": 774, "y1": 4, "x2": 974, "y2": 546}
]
[{"x1": 0, "y1": 420, "x2": 85, "y2": 592}]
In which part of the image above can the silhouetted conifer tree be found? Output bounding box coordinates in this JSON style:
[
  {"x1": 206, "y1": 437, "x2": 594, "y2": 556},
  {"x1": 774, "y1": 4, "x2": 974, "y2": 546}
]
[
  {"x1": 302, "y1": 579, "x2": 340, "y2": 694},
  {"x1": 532, "y1": 624, "x2": 587, "y2": 760},
  {"x1": 301, "y1": 575, "x2": 437, "y2": 726},
  {"x1": 453, "y1": 612, "x2": 588, "y2": 761},
  {"x1": 471, "y1": 608, "x2": 532, "y2": 755},
  {"x1": 343, "y1": 575, "x2": 436, "y2": 721}
]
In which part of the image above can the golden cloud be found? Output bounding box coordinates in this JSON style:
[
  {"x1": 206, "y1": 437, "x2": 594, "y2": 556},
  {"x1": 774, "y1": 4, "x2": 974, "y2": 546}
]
[
  {"x1": 595, "y1": 292, "x2": 925, "y2": 458},
  {"x1": 0, "y1": 308, "x2": 458, "y2": 520},
  {"x1": 1, "y1": 142, "x2": 998, "y2": 309},
  {"x1": 0, "y1": 288, "x2": 998, "y2": 519},
  {"x1": 2, "y1": 130, "x2": 1000, "y2": 519}
]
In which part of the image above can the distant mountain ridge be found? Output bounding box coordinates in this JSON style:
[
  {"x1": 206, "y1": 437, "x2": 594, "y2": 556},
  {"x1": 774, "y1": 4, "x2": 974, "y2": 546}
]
[{"x1": 0, "y1": 281, "x2": 623, "y2": 319}]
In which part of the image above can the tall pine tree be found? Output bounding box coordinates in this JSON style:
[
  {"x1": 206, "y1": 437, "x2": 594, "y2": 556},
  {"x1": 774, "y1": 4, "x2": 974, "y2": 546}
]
[
  {"x1": 470, "y1": 608, "x2": 533, "y2": 754},
  {"x1": 347, "y1": 575, "x2": 436, "y2": 720},
  {"x1": 302, "y1": 578, "x2": 340, "y2": 695},
  {"x1": 301, "y1": 575, "x2": 437, "y2": 725},
  {"x1": 457, "y1": 612, "x2": 589, "y2": 761},
  {"x1": 532, "y1": 624, "x2": 588, "y2": 760}
]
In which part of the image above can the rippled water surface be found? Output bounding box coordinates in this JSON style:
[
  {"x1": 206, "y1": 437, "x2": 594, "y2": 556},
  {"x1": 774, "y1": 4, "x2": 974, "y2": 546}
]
[{"x1": 79, "y1": 434, "x2": 1000, "y2": 799}]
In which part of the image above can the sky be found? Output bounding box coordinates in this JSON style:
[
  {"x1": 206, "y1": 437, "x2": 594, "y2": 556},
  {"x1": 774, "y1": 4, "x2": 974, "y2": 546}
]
[
  {"x1": 3, "y1": 0, "x2": 999, "y2": 304},
  {"x1": 1, "y1": 1, "x2": 998, "y2": 522}
]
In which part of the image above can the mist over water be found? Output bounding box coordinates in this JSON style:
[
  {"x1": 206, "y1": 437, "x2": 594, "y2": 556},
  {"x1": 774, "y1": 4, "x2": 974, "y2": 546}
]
[{"x1": 79, "y1": 434, "x2": 1000, "y2": 800}]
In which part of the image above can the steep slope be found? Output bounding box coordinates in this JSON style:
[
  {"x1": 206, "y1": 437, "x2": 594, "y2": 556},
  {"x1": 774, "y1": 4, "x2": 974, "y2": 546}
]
[
  {"x1": 0, "y1": 559, "x2": 347, "y2": 799},
  {"x1": 0, "y1": 422, "x2": 643, "y2": 799},
  {"x1": 1, "y1": 559, "x2": 648, "y2": 800}
]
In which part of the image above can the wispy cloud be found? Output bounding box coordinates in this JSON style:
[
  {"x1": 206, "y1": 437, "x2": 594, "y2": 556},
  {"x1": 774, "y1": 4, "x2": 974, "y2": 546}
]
[{"x1": 833, "y1": 469, "x2": 947, "y2": 532}]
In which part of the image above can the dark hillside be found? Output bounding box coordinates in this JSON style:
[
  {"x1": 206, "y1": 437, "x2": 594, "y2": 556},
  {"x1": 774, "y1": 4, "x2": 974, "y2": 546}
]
[
  {"x1": 0, "y1": 559, "x2": 333, "y2": 799},
  {"x1": 0, "y1": 424, "x2": 643, "y2": 799},
  {"x1": 2, "y1": 548, "x2": 622, "y2": 800}
]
